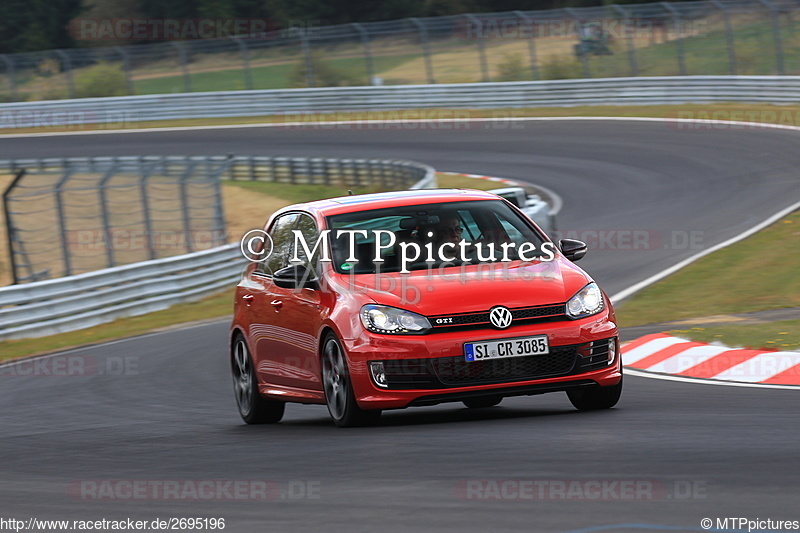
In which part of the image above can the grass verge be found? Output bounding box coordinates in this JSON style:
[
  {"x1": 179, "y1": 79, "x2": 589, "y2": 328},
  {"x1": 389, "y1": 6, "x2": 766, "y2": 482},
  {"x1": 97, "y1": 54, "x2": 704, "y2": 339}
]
[
  {"x1": 0, "y1": 289, "x2": 234, "y2": 363},
  {"x1": 223, "y1": 180, "x2": 385, "y2": 204},
  {"x1": 668, "y1": 320, "x2": 800, "y2": 352},
  {"x1": 617, "y1": 212, "x2": 800, "y2": 327},
  {"x1": 133, "y1": 54, "x2": 415, "y2": 94}
]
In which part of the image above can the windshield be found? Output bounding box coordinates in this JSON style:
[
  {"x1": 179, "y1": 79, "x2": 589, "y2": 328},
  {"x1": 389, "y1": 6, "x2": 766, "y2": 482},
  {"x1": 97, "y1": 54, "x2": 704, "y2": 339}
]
[{"x1": 326, "y1": 200, "x2": 548, "y2": 274}]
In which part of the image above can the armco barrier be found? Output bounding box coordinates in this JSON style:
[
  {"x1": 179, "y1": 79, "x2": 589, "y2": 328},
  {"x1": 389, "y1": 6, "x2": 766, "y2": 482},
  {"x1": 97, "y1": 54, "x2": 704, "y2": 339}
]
[
  {"x1": 0, "y1": 156, "x2": 435, "y2": 341},
  {"x1": 2, "y1": 76, "x2": 800, "y2": 129},
  {"x1": 0, "y1": 155, "x2": 436, "y2": 189},
  {"x1": 0, "y1": 244, "x2": 242, "y2": 341}
]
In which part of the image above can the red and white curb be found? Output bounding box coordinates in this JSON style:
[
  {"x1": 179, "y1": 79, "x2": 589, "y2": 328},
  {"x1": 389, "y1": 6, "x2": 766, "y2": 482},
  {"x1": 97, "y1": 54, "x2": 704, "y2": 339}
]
[{"x1": 623, "y1": 333, "x2": 800, "y2": 386}]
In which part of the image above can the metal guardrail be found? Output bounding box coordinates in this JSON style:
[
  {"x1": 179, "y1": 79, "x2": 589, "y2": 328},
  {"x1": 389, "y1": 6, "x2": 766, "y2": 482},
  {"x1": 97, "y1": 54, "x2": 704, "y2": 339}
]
[
  {"x1": 2, "y1": 76, "x2": 800, "y2": 129},
  {"x1": 223, "y1": 155, "x2": 436, "y2": 190},
  {"x1": 0, "y1": 156, "x2": 436, "y2": 340},
  {"x1": 0, "y1": 155, "x2": 436, "y2": 189},
  {"x1": 0, "y1": 244, "x2": 241, "y2": 341}
]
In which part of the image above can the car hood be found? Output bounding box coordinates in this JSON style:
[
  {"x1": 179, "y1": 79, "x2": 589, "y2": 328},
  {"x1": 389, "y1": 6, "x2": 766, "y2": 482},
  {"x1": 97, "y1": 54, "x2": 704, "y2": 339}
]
[{"x1": 332, "y1": 259, "x2": 592, "y2": 315}]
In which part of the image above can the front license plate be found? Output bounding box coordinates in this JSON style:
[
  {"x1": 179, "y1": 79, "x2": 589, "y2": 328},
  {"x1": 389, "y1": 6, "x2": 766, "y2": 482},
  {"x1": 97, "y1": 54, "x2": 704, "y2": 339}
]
[{"x1": 464, "y1": 335, "x2": 549, "y2": 362}]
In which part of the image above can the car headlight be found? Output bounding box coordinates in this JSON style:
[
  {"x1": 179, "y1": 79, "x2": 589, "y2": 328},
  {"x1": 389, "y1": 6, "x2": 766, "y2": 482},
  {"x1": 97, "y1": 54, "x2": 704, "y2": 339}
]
[
  {"x1": 566, "y1": 282, "x2": 605, "y2": 319},
  {"x1": 360, "y1": 304, "x2": 432, "y2": 334}
]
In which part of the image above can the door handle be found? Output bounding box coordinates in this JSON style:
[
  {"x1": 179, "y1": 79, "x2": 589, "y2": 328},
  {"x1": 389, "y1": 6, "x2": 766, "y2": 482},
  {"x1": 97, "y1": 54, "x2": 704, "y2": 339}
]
[
  {"x1": 270, "y1": 299, "x2": 283, "y2": 310},
  {"x1": 242, "y1": 294, "x2": 255, "y2": 303}
]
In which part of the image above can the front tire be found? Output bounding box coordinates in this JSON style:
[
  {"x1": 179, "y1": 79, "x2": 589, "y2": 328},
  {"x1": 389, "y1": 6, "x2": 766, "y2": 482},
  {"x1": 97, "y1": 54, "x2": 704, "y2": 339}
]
[
  {"x1": 567, "y1": 376, "x2": 623, "y2": 411},
  {"x1": 322, "y1": 334, "x2": 381, "y2": 427},
  {"x1": 231, "y1": 335, "x2": 285, "y2": 424}
]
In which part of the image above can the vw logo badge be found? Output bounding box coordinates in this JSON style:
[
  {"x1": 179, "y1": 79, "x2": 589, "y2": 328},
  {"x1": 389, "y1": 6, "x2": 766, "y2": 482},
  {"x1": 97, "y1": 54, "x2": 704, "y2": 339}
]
[{"x1": 489, "y1": 306, "x2": 513, "y2": 329}]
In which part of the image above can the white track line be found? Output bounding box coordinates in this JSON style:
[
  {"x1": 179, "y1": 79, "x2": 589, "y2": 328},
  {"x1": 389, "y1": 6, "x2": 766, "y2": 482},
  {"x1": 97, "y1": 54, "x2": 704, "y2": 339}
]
[{"x1": 4, "y1": 114, "x2": 800, "y2": 139}]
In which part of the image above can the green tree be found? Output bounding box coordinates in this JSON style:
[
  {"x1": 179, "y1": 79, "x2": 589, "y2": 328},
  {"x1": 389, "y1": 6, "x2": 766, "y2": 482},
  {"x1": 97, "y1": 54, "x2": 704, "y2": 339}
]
[
  {"x1": 0, "y1": 0, "x2": 84, "y2": 53},
  {"x1": 74, "y1": 61, "x2": 127, "y2": 97}
]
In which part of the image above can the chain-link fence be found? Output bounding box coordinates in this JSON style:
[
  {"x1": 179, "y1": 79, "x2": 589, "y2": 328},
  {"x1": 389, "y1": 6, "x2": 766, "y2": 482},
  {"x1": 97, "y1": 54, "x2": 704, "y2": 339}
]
[
  {"x1": 1, "y1": 0, "x2": 798, "y2": 103},
  {"x1": 0, "y1": 155, "x2": 434, "y2": 284},
  {"x1": 1, "y1": 157, "x2": 230, "y2": 283}
]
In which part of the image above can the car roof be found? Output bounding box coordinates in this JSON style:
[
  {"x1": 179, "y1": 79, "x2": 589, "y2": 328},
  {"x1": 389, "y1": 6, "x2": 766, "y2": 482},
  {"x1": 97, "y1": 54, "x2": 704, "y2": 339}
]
[{"x1": 278, "y1": 189, "x2": 503, "y2": 218}]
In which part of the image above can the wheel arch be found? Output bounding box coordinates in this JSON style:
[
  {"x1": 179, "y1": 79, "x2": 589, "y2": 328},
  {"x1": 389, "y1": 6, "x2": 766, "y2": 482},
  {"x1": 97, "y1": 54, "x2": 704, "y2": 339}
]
[
  {"x1": 317, "y1": 325, "x2": 338, "y2": 360},
  {"x1": 229, "y1": 326, "x2": 248, "y2": 370}
]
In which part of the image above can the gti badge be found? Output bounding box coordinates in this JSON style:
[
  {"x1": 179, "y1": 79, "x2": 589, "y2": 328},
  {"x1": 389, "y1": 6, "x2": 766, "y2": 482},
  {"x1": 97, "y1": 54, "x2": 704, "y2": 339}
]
[{"x1": 489, "y1": 306, "x2": 513, "y2": 329}]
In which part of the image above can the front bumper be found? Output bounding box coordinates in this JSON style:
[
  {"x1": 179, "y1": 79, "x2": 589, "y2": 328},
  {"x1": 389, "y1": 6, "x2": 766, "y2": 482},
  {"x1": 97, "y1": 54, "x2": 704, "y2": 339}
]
[
  {"x1": 407, "y1": 379, "x2": 604, "y2": 407},
  {"x1": 342, "y1": 313, "x2": 620, "y2": 409}
]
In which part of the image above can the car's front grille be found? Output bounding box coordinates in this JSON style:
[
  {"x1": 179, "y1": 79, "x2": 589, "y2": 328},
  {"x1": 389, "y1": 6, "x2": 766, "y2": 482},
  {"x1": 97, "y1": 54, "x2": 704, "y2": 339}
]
[
  {"x1": 428, "y1": 304, "x2": 567, "y2": 331},
  {"x1": 380, "y1": 345, "x2": 576, "y2": 389},
  {"x1": 378, "y1": 338, "x2": 615, "y2": 390},
  {"x1": 513, "y1": 305, "x2": 567, "y2": 320},
  {"x1": 432, "y1": 345, "x2": 577, "y2": 385}
]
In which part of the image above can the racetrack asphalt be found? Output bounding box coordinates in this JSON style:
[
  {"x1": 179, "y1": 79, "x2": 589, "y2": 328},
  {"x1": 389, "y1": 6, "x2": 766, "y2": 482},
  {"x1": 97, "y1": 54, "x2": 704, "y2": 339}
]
[{"x1": 1, "y1": 119, "x2": 798, "y2": 532}]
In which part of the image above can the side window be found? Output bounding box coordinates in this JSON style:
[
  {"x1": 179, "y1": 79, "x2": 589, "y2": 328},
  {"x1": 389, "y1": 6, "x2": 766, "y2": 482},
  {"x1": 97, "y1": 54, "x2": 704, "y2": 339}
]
[
  {"x1": 260, "y1": 213, "x2": 298, "y2": 276},
  {"x1": 291, "y1": 213, "x2": 320, "y2": 276}
]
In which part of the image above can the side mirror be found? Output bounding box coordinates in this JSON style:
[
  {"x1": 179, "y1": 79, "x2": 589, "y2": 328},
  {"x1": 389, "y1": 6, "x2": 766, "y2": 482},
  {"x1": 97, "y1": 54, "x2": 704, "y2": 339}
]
[
  {"x1": 273, "y1": 265, "x2": 318, "y2": 289},
  {"x1": 560, "y1": 239, "x2": 587, "y2": 262}
]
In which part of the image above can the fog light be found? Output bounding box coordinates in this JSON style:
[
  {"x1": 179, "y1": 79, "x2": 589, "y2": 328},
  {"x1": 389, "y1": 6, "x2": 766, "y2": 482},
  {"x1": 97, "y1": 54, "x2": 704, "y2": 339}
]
[
  {"x1": 607, "y1": 337, "x2": 617, "y2": 365},
  {"x1": 369, "y1": 362, "x2": 388, "y2": 388}
]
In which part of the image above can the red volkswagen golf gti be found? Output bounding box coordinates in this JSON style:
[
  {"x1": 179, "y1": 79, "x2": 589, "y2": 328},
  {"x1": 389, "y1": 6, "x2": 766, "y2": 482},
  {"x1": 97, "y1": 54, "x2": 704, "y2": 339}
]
[{"x1": 230, "y1": 189, "x2": 621, "y2": 427}]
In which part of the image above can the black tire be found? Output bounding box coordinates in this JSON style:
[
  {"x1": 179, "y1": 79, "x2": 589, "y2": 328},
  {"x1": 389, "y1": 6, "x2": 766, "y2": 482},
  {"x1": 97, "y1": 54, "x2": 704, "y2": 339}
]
[
  {"x1": 463, "y1": 396, "x2": 502, "y2": 409},
  {"x1": 567, "y1": 376, "x2": 623, "y2": 411},
  {"x1": 321, "y1": 334, "x2": 381, "y2": 428},
  {"x1": 231, "y1": 335, "x2": 285, "y2": 424}
]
